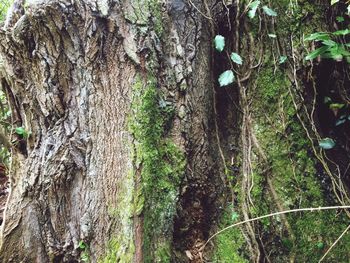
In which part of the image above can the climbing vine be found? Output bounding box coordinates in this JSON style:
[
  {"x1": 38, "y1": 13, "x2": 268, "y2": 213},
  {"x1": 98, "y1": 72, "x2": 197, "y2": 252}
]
[{"x1": 203, "y1": 0, "x2": 350, "y2": 262}]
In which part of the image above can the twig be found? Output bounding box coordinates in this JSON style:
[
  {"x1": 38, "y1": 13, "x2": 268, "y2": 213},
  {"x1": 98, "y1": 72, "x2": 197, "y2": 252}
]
[
  {"x1": 188, "y1": 0, "x2": 213, "y2": 20},
  {"x1": 201, "y1": 205, "x2": 350, "y2": 252},
  {"x1": 318, "y1": 223, "x2": 350, "y2": 262}
]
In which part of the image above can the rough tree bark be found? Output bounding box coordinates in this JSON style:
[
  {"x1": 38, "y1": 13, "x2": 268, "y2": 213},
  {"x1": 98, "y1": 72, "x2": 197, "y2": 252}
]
[
  {"x1": 0, "y1": 0, "x2": 230, "y2": 262},
  {"x1": 0, "y1": 0, "x2": 350, "y2": 263}
]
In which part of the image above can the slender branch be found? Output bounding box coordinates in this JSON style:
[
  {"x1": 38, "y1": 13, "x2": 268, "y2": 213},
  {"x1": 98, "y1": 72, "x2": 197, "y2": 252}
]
[
  {"x1": 318, "y1": 223, "x2": 350, "y2": 262},
  {"x1": 188, "y1": 0, "x2": 213, "y2": 20},
  {"x1": 201, "y1": 205, "x2": 350, "y2": 252}
]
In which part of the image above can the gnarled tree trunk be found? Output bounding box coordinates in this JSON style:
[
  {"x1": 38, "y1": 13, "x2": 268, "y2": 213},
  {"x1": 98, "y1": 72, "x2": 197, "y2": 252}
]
[
  {"x1": 0, "y1": 0, "x2": 229, "y2": 262},
  {"x1": 1, "y1": 0, "x2": 350, "y2": 263}
]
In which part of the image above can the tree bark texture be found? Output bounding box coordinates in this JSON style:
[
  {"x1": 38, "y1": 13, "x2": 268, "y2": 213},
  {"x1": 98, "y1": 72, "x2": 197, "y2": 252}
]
[
  {"x1": 0, "y1": 0, "x2": 350, "y2": 263},
  {"x1": 0, "y1": 0, "x2": 230, "y2": 262}
]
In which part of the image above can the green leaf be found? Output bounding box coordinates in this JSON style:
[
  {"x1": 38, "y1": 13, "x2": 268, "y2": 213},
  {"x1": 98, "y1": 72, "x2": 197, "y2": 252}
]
[
  {"x1": 328, "y1": 46, "x2": 344, "y2": 61},
  {"x1": 329, "y1": 103, "x2": 345, "y2": 109},
  {"x1": 305, "y1": 46, "x2": 330, "y2": 60},
  {"x1": 248, "y1": 0, "x2": 260, "y2": 19},
  {"x1": 230, "y1": 52, "x2": 243, "y2": 65},
  {"x1": 15, "y1": 127, "x2": 30, "y2": 139},
  {"x1": 214, "y1": 35, "x2": 225, "y2": 52},
  {"x1": 338, "y1": 45, "x2": 350, "y2": 56},
  {"x1": 331, "y1": 0, "x2": 339, "y2": 5},
  {"x1": 336, "y1": 16, "x2": 345, "y2": 22},
  {"x1": 333, "y1": 29, "x2": 350, "y2": 36},
  {"x1": 324, "y1": 96, "x2": 332, "y2": 104},
  {"x1": 319, "y1": 138, "x2": 336, "y2": 149},
  {"x1": 304, "y1": 32, "x2": 330, "y2": 41},
  {"x1": 335, "y1": 119, "x2": 346, "y2": 126},
  {"x1": 320, "y1": 45, "x2": 350, "y2": 61},
  {"x1": 218, "y1": 70, "x2": 235, "y2": 87},
  {"x1": 262, "y1": 5, "x2": 277, "y2": 16},
  {"x1": 79, "y1": 241, "x2": 86, "y2": 249},
  {"x1": 268, "y1": 34, "x2": 277, "y2": 38},
  {"x1": 15, "y1": 127, "x2": 25, "y2": 135},
  {"x1": 279, "y1": 56, "x2": 287, "y2": 64},
  {"x1": 322, "y1": 40, "x2": 337, "y2": 46}
]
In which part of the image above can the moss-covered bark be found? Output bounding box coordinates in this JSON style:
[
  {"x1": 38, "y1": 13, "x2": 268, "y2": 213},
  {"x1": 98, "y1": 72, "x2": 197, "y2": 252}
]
[
  {"x1": 1, "y1": 0, "x2": 350, "y2": 262},
  {"x1": 212, "y1": 1, "x2": 350, "y2": 262}
]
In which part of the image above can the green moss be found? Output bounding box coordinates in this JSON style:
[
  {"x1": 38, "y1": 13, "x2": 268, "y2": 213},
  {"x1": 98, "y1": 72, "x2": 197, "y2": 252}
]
[
  {"x1": 212, "y1": 1, "x2": 350, "y2": 260},
  {"x1": 212, "y1": 207, "x2": 248, "y2": 263},
  {"x1": 154, "y1": 242, "x2": 171, "y2": 262},
  {"x1": 250, "y1": 63, "x2": 350, "y2": 261},
  {"x1": 100, "y1": 238, "x2": 135, "y2": 263},
  {"x1": 101, "y1": 74, "x2": 184, "y2": 262},
  {"x1": 101, "y1": 170, "x2": 135, "y2": 262},
  {"x1": 129, "y1": 75, "x2": 186, "y2": 262}
]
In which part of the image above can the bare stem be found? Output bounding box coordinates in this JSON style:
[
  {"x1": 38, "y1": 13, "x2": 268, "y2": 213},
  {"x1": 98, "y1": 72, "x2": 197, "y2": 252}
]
[
  {"x1": 201, "y1": 205, "x2": 350, "y2": 252},
  {"x1": 318, "y1": 223, "x2": 350, "y2": 262}
]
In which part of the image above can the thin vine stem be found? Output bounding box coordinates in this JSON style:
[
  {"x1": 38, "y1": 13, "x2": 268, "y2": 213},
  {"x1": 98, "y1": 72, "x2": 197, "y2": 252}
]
[
  {"x1": 201, "y1": 205, "x2": 350, "y2": 252},
  {"x1": 318, "y1": 223, "x2": 350, "y2": 262}
]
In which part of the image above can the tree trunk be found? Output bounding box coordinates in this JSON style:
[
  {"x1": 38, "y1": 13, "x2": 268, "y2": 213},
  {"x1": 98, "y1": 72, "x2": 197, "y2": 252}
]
[{"x1": 0, "y1": 0, "x2": 350, "y2": 263}]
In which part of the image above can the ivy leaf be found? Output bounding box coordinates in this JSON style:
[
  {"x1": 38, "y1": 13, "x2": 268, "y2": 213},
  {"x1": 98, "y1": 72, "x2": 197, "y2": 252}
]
[
  {"x1": 230, "y1": 52, "x2": 243, "y2": 65},
  {"x1": 262, "y1": 6, "x2": 277, "y2": 16},
  {"x1": 335, "y1": 119, "x2": 346, "y2": 126},
  {"x1": 78, "y1": 241, "x2": 86, "y2": 249},
  {"x1": 218, "y1": 70, "x2": 235, "y2": 87},
  {"x1": 15, "y1": 127, "x2": 25, "y2": 135},
  {"x1": 279, "y1": 56, "x2": 287, "y2": 64},
  {"x1": 331, "y1": 0, "x2": 339, "y2": 5},
  {"x1": 15, "y1": 127, "x2": 30, "y2": 139},
  {"x1": 248, "y1": 0, "x2": 260, "y2": 19},
  {"x1": 319, "y1": 138, "x2": 336, "y2": 149},
  {"x1": 305, "y1": 46, "x2": 330, "y2": 60},
  {"x1": 329, "y1": 103, "x2": 345, "y2": 110},
  {"x1": 324, "y1": 96, "x2": 332, "y2": 104},
  {"x1": 214, "y1": 35, "x2": 225, "y2": 52}
]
